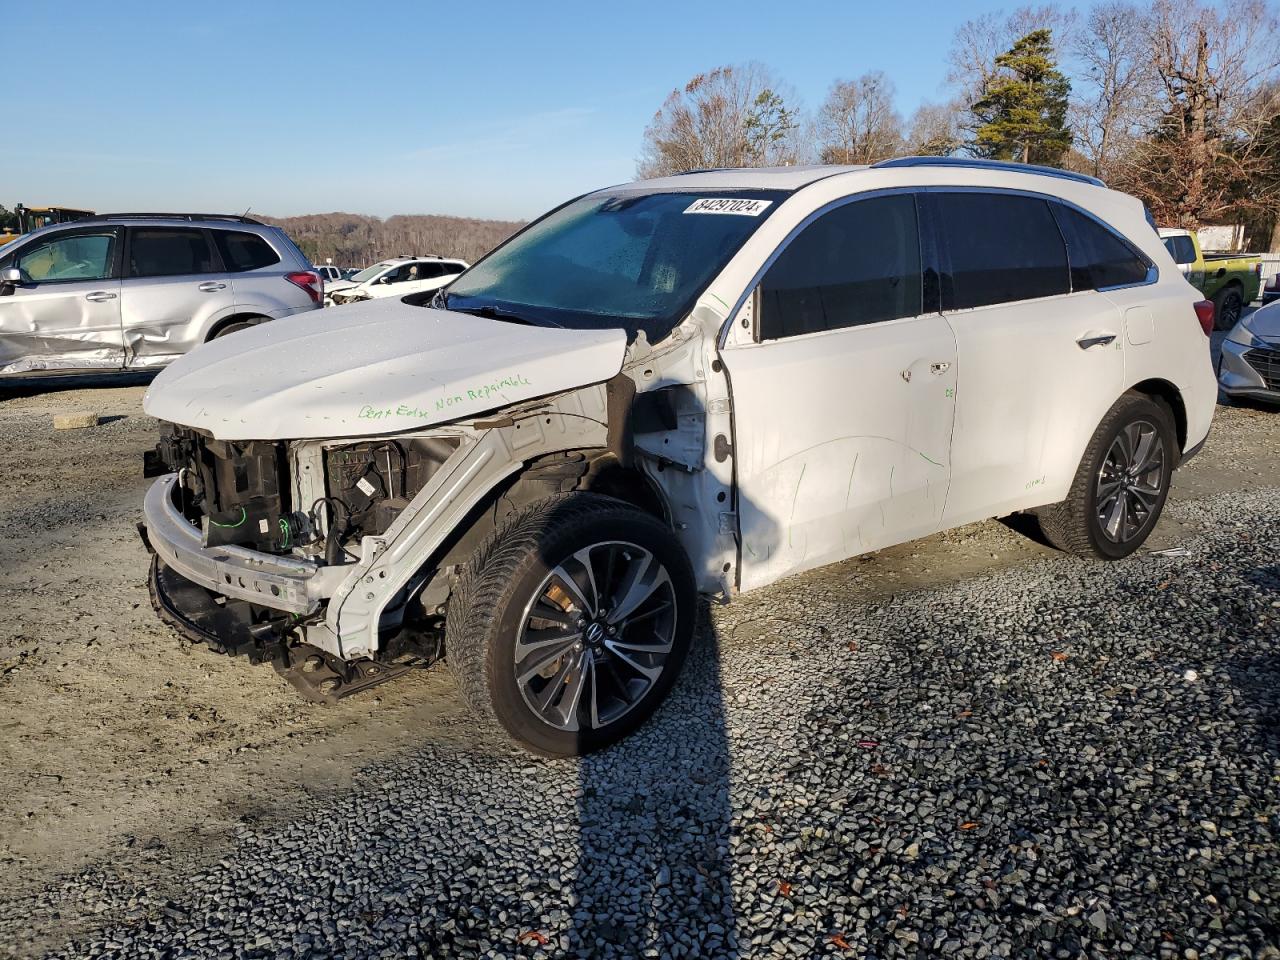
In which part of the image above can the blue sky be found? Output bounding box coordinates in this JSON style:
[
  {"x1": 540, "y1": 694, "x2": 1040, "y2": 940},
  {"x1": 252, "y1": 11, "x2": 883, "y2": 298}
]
[{"x1": 5, "y1": 0, "x2": 994, "y2": 221}]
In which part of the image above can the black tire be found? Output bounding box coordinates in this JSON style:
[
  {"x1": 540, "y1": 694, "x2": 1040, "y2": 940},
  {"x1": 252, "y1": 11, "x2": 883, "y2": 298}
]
[
  {"x1": 1038, "y1": 392, "x2": 1177, "y2": 560},
  {"x1": 1212, "y1": 286, "x2": 1243, "y2": 332},
  {"x1": 445, "y1": 493, "x2": 697, "y2": 757}
]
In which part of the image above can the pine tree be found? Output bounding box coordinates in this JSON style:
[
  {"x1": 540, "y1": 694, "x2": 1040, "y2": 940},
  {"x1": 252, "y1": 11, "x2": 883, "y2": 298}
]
[
  {"x1": 970, "y1": 29, "x2": 1073, "y2": 166},
  {"x1": 744, "y1": 89, "x2": 800, "y2": 166}
]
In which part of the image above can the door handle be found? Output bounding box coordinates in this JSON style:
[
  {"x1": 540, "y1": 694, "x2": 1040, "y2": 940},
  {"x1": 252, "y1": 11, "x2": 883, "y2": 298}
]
[
  {"x1": 84, "y1": 291, "x2": 117, "y2": 302},
  {"x1": 930, "y1": 361, "x2": 950, "y2": 375},
  {"x1": 198, "y1": 281, "x2": 227, "y2": 292},
  {"x1": 1076, "y1": 334, "x2": 1117, "y2": 350}
]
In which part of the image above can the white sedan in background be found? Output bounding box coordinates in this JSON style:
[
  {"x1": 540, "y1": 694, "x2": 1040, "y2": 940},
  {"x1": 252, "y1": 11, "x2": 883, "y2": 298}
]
[{"x1": 325, "y1": 256, "x2": 468, "y2": 305}]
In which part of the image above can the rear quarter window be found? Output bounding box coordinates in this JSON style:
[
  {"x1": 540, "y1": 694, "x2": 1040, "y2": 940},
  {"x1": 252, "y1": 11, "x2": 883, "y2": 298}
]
[
  {"x1": 213, "y1": 230, "x2": 281, "y2": 272},
  {"x1": 1051, "y1": 204, "x2": 1151, "y2": 290}
]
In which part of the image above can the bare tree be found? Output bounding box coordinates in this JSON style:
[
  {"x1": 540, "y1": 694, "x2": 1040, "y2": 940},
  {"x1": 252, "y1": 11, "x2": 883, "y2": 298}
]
[
  {"x1": 815, "y1": 72, "x2": 903, "y2": 164},
  {"x1": 948, "y1": 5, "x2": 1078, "y2": 108},
  {"x1": 1117, "y1": 0, "x2": 1280, "y2": 225},
  {"x1": 1070, "y1": 1, "x2": 1158, "y2": 179},
  {"x1": 638, "y1": 64, "x2": 802, "y2": 176},
  {"x1": 905, "y1": 102, "x2": 965, "y2": 156}
]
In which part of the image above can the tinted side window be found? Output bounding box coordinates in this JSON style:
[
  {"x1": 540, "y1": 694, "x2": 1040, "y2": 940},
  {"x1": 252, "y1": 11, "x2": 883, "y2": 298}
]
[
  {"x1": 128, "y1": 229, "x2": 215, "y2": 278},
  {"x1": 760, "y1": 193, "x2": 922, "y2": 340},
  {"x1": 935, "y1": 193, "x2": 1069, "y2": 309},
  {"x1": 1051, "y1": 204, "x2": 1151, "y2": 290},
  {"x1": 442, "y1": 262, "x2": 465, "y2": 275},
  {"x1": 214, "y1": 230, "x2": 281, "y2": 271}
]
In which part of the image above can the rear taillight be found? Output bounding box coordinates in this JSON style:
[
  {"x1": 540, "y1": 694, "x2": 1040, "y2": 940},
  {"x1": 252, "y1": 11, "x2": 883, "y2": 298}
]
[
  {"x1": 1193, "y1": 300, "x2": 1215, "y2": 336},
  {"x1": 1256, "y1": 262, "x2": 1263, "y2": 278},
  {"x1": 286, "y1": 270, "x2": 323, "y2": 304}
]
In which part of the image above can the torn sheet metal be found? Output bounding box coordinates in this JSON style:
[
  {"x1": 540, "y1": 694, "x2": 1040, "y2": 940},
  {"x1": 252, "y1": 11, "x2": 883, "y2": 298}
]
[{"x1": 0, "y1": 280, "x2": 125, "y2": 374}]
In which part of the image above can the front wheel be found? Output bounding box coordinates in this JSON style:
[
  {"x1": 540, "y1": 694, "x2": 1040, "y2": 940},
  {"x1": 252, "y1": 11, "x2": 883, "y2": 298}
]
[
  {"x1": 446, "y1": 493, "x2": 697, "y2": 757},
  {"x1": 1038, "y1": 392, "x2": 1177, "y2": 560}
]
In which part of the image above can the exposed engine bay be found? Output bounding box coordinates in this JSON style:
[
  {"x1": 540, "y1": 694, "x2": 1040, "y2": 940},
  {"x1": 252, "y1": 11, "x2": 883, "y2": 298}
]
[
  {"x1": 146, "y1": 425, "x2": 459, "y2": 561},
  {"x1": 143, "y1": 424, "x2": 465, "y2": 698}
]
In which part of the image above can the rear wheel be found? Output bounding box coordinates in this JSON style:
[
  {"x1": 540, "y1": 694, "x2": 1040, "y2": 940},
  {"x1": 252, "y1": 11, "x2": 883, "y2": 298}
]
[
  {"x1": 1038, "y1": 392, "x2": 1176, "y2": 560},
  {"x1": 445, "y1": 493, "x2": 696, "y2": 757},
  {"x1": 1213, "y1": 286, "x2": 1243, "y2": 331}
]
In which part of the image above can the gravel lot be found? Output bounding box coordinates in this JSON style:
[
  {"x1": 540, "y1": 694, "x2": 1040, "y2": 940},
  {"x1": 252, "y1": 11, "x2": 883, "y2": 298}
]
[{"x1": 0, "y1": 371, "x2": 1277, "y2": 959}]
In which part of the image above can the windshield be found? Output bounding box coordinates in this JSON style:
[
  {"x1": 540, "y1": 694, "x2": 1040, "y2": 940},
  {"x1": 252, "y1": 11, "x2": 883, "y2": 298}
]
[
  {"x1": 351, "y1": 261, "x2": 392, "y2": 283},
  {"x1": 445, "y1": 190, "x2": 786, "y2": 342}
]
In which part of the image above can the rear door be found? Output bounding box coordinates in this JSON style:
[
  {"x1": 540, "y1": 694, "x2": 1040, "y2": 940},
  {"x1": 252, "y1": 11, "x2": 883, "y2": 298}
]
[
  {"x1": 719, "y1": 192, "x2": 958, "y2": 591},
  {"x1": 210, "y1": 228, "x2": 302, "y2": 317},
  {"x1": 931, "y1": 190, "x2": 1126, "y2": 525},
  {"x1": 0, "y1": 226, "x2": 124, "y2": 374},
  {"x1": 120, "y1": 226, "x2": 235, "y2": 367}
]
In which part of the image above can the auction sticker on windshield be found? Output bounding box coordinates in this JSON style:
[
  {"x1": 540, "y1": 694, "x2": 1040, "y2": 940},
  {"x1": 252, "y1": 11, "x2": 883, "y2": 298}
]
[{"x1": 684, "y1": 198, "x2": 773, "y2": 216}]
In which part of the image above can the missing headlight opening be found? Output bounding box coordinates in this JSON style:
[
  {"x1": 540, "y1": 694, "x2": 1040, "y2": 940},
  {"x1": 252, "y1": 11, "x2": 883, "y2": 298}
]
[{"x1": 147, "y1": 425, "x2": 460, "y2": 560}]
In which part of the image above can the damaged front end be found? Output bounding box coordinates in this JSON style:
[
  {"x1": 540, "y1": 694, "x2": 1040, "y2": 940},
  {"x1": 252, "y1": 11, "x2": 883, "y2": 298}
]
[
  {"x1": 138, "y1": 380, "x2": 620, "y2": 702},
  {"x1": 141, "y1": 424, "x2": 463, "y2": 700}
]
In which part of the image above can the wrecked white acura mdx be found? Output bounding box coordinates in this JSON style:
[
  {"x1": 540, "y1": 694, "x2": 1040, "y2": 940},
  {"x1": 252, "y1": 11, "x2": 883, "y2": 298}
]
[{"x1": 140, "y1": 159, "x2": 1217, "y2": 756}]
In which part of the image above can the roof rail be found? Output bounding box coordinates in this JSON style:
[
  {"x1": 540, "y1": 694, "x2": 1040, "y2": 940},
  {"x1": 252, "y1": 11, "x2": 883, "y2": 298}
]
[
  {"x1": 81, "y1": 212, "x2": 265, "y2": 225},
  {"x1": 871, "y1": 156, "x2": 1105, "y2": 188}
]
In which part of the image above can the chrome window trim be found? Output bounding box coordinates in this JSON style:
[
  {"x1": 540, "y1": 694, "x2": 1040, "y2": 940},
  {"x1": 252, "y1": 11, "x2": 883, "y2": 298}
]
[
  {"x1": 916, "y1": 184, "x2": 1158, "y2": 295},
  {"x1": 714, "y1": 183, "x2": 1158, "y2": 349}
]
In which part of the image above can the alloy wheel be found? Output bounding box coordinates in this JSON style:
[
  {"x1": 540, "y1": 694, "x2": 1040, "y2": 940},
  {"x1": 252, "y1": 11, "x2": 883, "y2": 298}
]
[
  {"x1": 514, "y1": 541, "x2": 678, "y2": 732},
  {"x1": 1095, "y1": 419, "x2": 1166, "y2": 544}
]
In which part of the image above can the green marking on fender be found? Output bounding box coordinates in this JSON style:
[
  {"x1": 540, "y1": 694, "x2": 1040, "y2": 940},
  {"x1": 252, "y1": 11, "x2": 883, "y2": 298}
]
[
  {"x1": 919, "y1": 451, "x2": 943, "y2": 467},
  {"x1": 707, "y1": 293, "x2": 730, "y2": 312}
]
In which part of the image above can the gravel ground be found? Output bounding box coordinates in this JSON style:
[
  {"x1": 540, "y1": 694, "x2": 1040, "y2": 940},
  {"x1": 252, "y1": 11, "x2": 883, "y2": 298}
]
[
  {"x1": 5, "y1": 485, "x2": 1276, "y2": 959},
  {"x1": 0, "y1": 369, "x2": 1277, "y2": 959}
]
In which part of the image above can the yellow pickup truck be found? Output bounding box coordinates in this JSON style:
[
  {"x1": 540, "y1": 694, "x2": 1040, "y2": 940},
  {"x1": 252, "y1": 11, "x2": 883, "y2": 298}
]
[{"x1": 1158, "y1": 228, "x2": 1262, "y2": 331}]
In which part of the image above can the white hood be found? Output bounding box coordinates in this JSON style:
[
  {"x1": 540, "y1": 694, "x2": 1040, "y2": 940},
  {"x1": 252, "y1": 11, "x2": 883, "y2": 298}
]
[{"x1": 143, "y1": 300, "x2": 627, "y2": 440}]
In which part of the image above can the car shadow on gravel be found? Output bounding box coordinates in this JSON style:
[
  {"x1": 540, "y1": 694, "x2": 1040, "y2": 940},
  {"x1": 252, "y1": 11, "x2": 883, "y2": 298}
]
[
  {"x1": 0, "y1": 370, "x2": 156, "y2": 398},
  {"x1": 568, "y1": 606, "x2": 739, "y2": 958}
]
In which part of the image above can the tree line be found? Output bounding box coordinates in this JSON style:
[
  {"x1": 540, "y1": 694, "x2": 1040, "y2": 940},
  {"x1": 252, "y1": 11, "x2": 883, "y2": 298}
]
[
  {"x1": 260, "y1": 212, "x2": 525, "y2": 268},
  {"x1": 638, "y1": 0, "x2": 1280, "y2": 248}
]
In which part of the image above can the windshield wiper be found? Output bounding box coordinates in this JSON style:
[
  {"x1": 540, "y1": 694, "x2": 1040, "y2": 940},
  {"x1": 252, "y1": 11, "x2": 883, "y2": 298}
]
[{"x1": 450, "y1": 303, "x2": 560, "y2": 328}]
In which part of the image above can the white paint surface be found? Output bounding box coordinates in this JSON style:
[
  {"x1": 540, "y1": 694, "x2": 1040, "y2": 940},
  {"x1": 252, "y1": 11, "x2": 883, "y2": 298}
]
[{"x1": 143, "y1": 301, "x2": 627, "y2": 440}]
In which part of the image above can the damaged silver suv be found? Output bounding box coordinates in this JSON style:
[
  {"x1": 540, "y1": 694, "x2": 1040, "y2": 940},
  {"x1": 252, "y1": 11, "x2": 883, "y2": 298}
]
[{"x1": 141, "y1": 160, "x2": 1215, "y2": 755}]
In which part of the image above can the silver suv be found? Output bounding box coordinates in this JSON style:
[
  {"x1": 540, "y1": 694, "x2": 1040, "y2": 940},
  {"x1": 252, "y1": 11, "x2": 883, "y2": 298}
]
[{"x1": 0, "y1": 214, "x2": 322, "y2": 377}]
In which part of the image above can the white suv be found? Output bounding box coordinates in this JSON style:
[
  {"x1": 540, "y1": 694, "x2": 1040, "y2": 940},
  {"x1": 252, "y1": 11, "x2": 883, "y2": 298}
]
[
  {"x1": 140, "y1": 159, "x2": 1216, "y2": 756},
  {"x1": 325, "y1": 256, "x2": 467, "y2": 305}
]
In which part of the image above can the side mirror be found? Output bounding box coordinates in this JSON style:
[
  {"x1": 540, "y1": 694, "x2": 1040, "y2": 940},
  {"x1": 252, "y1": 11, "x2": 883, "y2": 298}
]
[{"x1": 1, "y1": 267, "x2": 20, "y2": 284}]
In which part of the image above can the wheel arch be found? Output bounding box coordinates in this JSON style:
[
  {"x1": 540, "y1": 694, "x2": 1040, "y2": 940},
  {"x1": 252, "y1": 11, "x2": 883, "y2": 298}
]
[
  {"x1": 205, "y1": 312, "x2": 270, "y2": 341},
  {"x1": 1128, "y1": 377, "x2": 1187, "y2": 451},
  {"x1": 432, "y1": 448, "x2": 673, "y2": 577}
]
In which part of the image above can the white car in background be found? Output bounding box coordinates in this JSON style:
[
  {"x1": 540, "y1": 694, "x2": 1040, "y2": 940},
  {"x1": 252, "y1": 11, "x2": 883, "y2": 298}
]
[{"x1": 326, "y1": 256, "x2": 468, "y2": 305}]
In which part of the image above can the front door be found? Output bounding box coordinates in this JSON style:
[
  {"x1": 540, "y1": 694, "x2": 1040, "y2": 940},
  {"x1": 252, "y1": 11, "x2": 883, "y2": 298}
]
[
  {"x1": 719, "y1": 192, "x2": 958, "y2": 592},
  {"x1": 0, "y1": 226, "x2": 123, "y2": 374}
]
